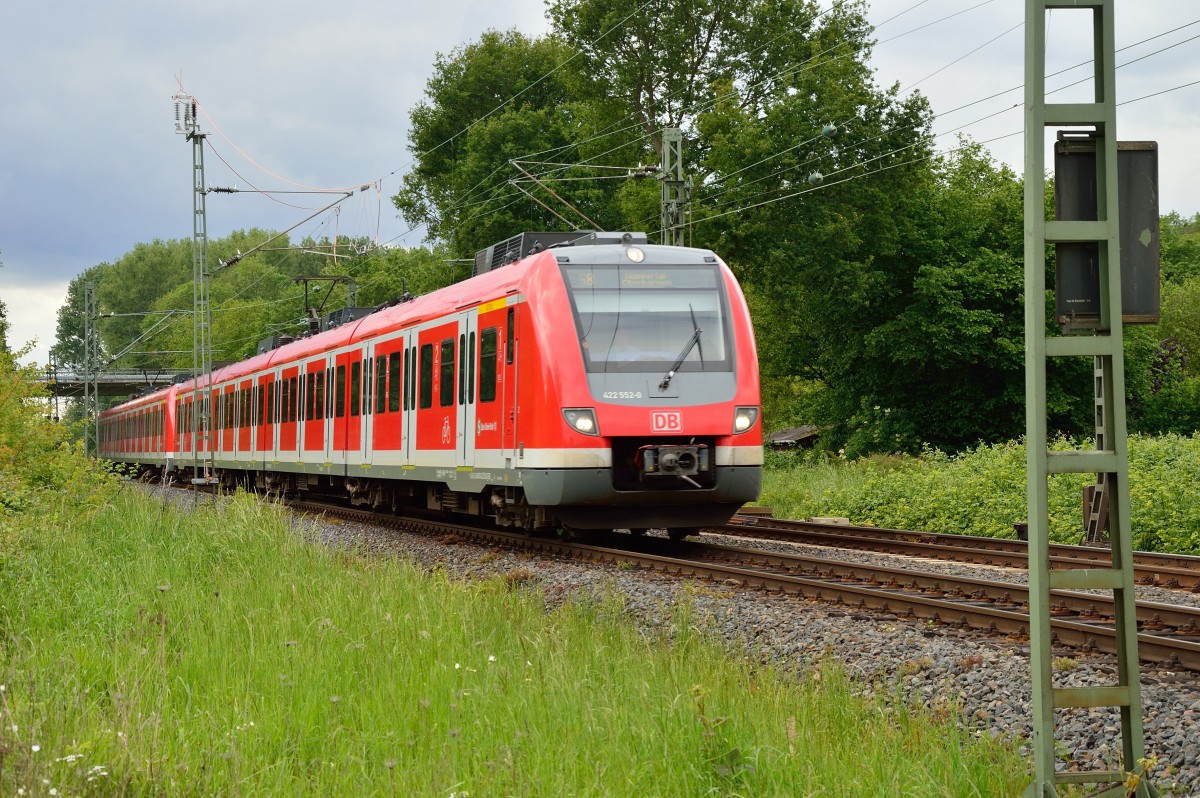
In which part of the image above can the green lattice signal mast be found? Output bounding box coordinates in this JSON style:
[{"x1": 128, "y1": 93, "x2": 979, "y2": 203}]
[{"x1": 1023, "y1": 2, "x2": 1156, "y2": 795}]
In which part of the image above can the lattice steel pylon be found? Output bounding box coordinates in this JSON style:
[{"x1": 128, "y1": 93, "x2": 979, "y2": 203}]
[
  {"x1": 175, "y1": 92, "x2": 216, "y2": 486},
  {"x1": 1023, "y1": 2, "x2": 1155, "y2": 796},
  {"x1": 660, "y1": 128, "x2": 689, "y2": 247},
  {"x1": 82, "y1": 280, "x2": 99, "y2": 457}
]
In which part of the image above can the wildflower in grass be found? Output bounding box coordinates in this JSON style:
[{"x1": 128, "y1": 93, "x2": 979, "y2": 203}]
[
  {"x1": 455, "y1": 663, "x2": 461, "y2": 670},
  {"x1": 488, "y1": 655, "x2": 496, "y2": 663},
  {"x1": 31, "y1": 744, "x2": 40, "y2": 753}
]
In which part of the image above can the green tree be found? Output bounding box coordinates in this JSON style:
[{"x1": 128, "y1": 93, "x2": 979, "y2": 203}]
[
  {"x1": 393, "y1": 29, "x2": 628, "y2": 256},
  {"x1": 349, "y1": 244, "x2": 463, "y2": 305},
  {"x1": 52, "y1": 266, "x2": 110, "y2": 369},
  {"x1": 1160, "y1": 211, "x2": 1200, "y2": 283},
  {"x1": 1158, "y1": 276, "x2": 1200, "y2": 376}
]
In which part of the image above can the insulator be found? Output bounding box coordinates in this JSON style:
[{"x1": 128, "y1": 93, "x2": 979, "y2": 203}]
[{"x1": 174, "y1": 102, "x2": 180, "y2": 121}]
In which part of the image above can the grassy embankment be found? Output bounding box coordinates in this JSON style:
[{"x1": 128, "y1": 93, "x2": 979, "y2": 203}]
[
  {"x1": 0, "y1": 488, "x2": 1027, "y2": 796},
  {"x1": 759, "y1": 433, "x2": 1200, "y2": 553}
]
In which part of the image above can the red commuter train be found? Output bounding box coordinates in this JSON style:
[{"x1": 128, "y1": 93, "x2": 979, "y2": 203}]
[{"x1": 98, "y1": 232, "x2": 763, "y2": 536}]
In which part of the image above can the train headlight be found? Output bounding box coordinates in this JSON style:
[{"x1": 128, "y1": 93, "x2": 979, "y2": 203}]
[
  {"x1": 563, "y1": 408, "x2": 599, "y2": 436},
  {"x1": 733, "y1": 406, "x2": 759, "y2": 434}
]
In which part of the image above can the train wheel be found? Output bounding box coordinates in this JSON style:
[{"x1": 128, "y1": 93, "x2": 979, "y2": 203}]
[{"x1": 667, "y1": 527, "x2": 698, "y2": 541}]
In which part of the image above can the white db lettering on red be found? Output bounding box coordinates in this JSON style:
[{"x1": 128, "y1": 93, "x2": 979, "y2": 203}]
[{"x1": 651, "y1": 411, "x2": 682, "y2": 432}]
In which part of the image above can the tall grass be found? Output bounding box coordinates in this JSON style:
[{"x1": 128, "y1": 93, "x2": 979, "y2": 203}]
[
  {"x1": 761, "y1": 433, "x2": 1200, "y2": 552},
  {"x1": 0, "y1": 490, "x2": 1027, "y2": 796}
]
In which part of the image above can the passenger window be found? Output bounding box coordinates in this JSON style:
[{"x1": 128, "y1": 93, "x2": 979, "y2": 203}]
[
  {"x1": 336, "y1": 365, "x2": 346, "y2": 418},
  {"x1": 419, "y1": 344, "x2": 433, "y2": 409},
  {"x1": 506, "y1": 308, "x2": 515, "y2": 365},
  {"x1": 290, "y1": 376, "x2": 298, "y2": 422},
  {"x1": 402, "y1": 348, "x2": 410, "y2": 411},
  {"x1": 316, "y1": 372, "x2": 325, "y2": 421},
  {"x1": 350, "y1": 361, "x2": 360, "y2": 418},
  {"x1": 480, "y1": 328, "x2": 497, "y2": 403},
  {"x1": 468, "y1": 331, "x2": 476, "y2": 404},
  {"x1": 458, "y1": 333, "x2": 466, "y2": 406},
  {"x1": 361, "y1": 359, "x2": 370, "y2": 416},
  {"x1": 388, "y1": 352, "x2": 401, "y2": 413},
  {"x1": 440, "y1": 338, "x2": 455, "y2": 407},
  {"x1": 376, "y1": 355, "x2": 388, "y2": 414},
  {"x1": 326, "y1": 368, "x2": 334, "y2": 419}
]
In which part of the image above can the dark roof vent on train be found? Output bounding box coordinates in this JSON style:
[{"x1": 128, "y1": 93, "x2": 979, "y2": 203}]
[
  {"x1": 472, "y1": 231, "x2": 653, "y2": 276},
  {"x1": 473, "y1": 231, "x2": 592, "y2": 277},
  {"x1": 321, "y1": 306, "x2": 375, "y2": 332},
  {"x1": 257, "y1": 334, "x2": 296, "y2": 356}
]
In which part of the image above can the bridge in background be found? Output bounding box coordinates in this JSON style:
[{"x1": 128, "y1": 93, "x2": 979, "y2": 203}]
[{"x1": 34, "y1": 368, "x2": 183, "y2": 399}]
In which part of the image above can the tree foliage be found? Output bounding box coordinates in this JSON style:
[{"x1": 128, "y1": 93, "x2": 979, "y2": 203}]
[
  {"x1": 1160, "y1": 211, "x2": 1200, "y2": 283},
  {"x1": 52, "y1": 232, "x2": 457, "y2": 374},
  {"x1": 49, "y1": 0, "x2": 1199, "y2": 458},
  {"x1": 0, "y1": 341, "x2": 116, "y2": 539},
  {"x1": 392, "y1": 29, "x2": 629, "y2": 256}
]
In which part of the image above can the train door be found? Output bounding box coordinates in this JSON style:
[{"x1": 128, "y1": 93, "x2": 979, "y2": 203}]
[
  {"x1": 501, "y1": 303, "x2": 520, "y2": 464},
  {"x1": 237, "y1": 379, "x2": 252, "y2": 458},
  {"x1": 279, "y1": 366, "x2": 299, "y2": 457},
  {"x1": 352, "y1": 345, "x2": 367, "y2": 463},
  {"x1": 303, "y1": 359, "x2": 325, "y2": 457},
  {"x1": 415, "y1": 322, "x2": 458, "y2": 461},
  {"x1": 323, "y1": 357, "x2": 335, "y2": 466},
  {"x1": 256, "y1": 373, "x2": 273, "y2": 458},
  {"x1": 371, "y1": 337, "x2": 404, "y2": 453},
  {"x1": 221, "y1": 385, "x2": 234, "y2": 455},
  {"x1": 182, "y1": 394, "x2": 194, "y2": 457},
  {"x1": 456, "y1": 312, "x2": 478, "y2": 468},
  {"x1": 402, "y1": 330, "x2": 418, "y2": 462},
  {"x1": 332, "y1": 350, "x2": 360, "y2": 472}
]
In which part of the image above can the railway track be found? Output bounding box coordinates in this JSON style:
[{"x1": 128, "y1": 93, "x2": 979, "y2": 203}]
[
  {"x1": 723, "y1": 513, "x2": 1200, "y2": 592},
  {"x1": 286, "y1": 498, "x2": 1200, "y2": 672}
]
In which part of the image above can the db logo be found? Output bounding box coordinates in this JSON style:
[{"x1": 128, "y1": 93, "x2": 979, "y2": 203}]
[{"x1": 651, "y1": 410, "x2": 682, "y2": 432}]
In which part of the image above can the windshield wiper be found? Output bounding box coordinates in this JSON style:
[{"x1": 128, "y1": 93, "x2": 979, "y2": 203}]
[{"x1": 658, "y1": 305, "x2": 703, "y2": 391}]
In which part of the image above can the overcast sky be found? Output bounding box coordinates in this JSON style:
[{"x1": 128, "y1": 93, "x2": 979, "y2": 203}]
[{"x1": 3, "y1": 0, "x2": 1198, "y2": 367}]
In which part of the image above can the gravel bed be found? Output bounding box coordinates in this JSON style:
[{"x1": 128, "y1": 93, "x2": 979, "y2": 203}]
[{"x1": 146, "y1": 486, "x2": 1200, "y2": 794}]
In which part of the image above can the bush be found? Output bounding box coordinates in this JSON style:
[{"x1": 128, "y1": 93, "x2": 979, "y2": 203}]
[
  {"x1": 761, "y1": 434, "x2": 1200, "y2": 553},
  {"x1": 0, "y1": 345, "x2": 117, "y2": 543}
]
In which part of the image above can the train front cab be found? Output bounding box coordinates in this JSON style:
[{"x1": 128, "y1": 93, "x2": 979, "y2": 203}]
[{"x1": 517, "y1": 242, "x2": 763, "y2": 531}]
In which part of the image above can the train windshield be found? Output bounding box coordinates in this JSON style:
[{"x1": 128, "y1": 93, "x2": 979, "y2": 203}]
[{"x1": 560, "y1": 263, "x2": 732, "y2": 373}]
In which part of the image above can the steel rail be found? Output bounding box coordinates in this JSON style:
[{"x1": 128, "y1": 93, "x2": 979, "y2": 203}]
[{"x1": 723, "y1": 515, "x2": 1200, "y2": 591}]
